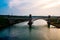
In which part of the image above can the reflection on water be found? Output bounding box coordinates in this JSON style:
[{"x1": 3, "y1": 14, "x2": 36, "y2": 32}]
[
  {"x1": 33, "y1": 19, "x2": 47, "y2": 26},
  {"x1": 0, "y1": 19, "x2": 60, "y2": 40}
]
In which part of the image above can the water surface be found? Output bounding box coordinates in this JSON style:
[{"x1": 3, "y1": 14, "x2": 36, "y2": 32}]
[{"x1": 0, "y1": 19, "x2": 60, "y2": 40}]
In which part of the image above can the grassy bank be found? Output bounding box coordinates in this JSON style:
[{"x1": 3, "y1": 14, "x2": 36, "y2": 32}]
[
  {"x1": 0, "y1": 16, "x2": 29, "y2": 30},
  {"x1": 50, "y1": 18, "x2": 60, "y2": 28}
]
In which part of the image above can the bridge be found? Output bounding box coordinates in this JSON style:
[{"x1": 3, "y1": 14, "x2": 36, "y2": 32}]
[
  {"x1": 4, "y1": 16, "x2": 49, "y2": 25},
  {"x1": 0, "y1": 15, "x2": 60, "y2": 29}
]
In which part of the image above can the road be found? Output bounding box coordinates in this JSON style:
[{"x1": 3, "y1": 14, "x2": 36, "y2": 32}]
[{"x1": 0, "y1": 19, "x2": 60, "y2": 40}]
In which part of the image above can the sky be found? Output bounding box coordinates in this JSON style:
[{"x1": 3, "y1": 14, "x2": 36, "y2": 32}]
[{"x1": 0, "y1": 0, "x2": 60, "y2": 16}]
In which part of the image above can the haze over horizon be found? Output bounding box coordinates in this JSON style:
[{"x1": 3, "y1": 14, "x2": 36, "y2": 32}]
[{"x1": 0, "y1": 0, "x2": 60, "y2": 16}]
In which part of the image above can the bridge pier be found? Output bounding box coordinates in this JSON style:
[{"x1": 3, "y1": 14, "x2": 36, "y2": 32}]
[
  {"x1": 47, "y1": 15, "x2": 51, "y2": 28},
  {"x1": 28, "y1": 14, "x2": 33, "y2": 28}
]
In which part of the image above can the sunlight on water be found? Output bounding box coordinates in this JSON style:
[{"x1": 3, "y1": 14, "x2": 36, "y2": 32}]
[
  {"x1": 14, "y1": 21, "x2": 28, "y2": 27},
  {"x1": 50, "y1": 25, "x2": 55, "y2": 28},
  {"x1": 48, "y1": 28, "x2": 60, "y2": 40},
  {"x1": 33, "y1": 19, "x2": 47, "y2": 26},
  {"x1": 15, "y1": 19, "x2": 47, "y2": 27}
]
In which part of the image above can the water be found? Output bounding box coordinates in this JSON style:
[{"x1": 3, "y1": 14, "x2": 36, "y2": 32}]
[{"x1": 0, "y1": 19, "x2": 60, "y2": 40}]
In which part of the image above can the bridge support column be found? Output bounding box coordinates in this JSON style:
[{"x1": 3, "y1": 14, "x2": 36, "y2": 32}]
[
  {"x1": 28, "y1": 14, "x2": 33, "y2": 28},
  {"x1": 47, "y1": 15, "x2": 51, "y2": 28}
]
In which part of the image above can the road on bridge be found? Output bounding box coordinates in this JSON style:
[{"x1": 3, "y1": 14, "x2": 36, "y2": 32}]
[{"x1": 0, "y1": 19, "x2": 60, "y2": 40}]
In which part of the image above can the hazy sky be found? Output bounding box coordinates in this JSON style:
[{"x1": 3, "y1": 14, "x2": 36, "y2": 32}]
[{"x1": 0, "y1": 0, "x2": 60, "y2": 16}]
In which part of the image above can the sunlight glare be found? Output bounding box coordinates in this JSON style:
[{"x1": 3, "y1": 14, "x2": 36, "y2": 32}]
[{"x1": 33, "y1": 19, "x2": 47, "y2": 26}]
